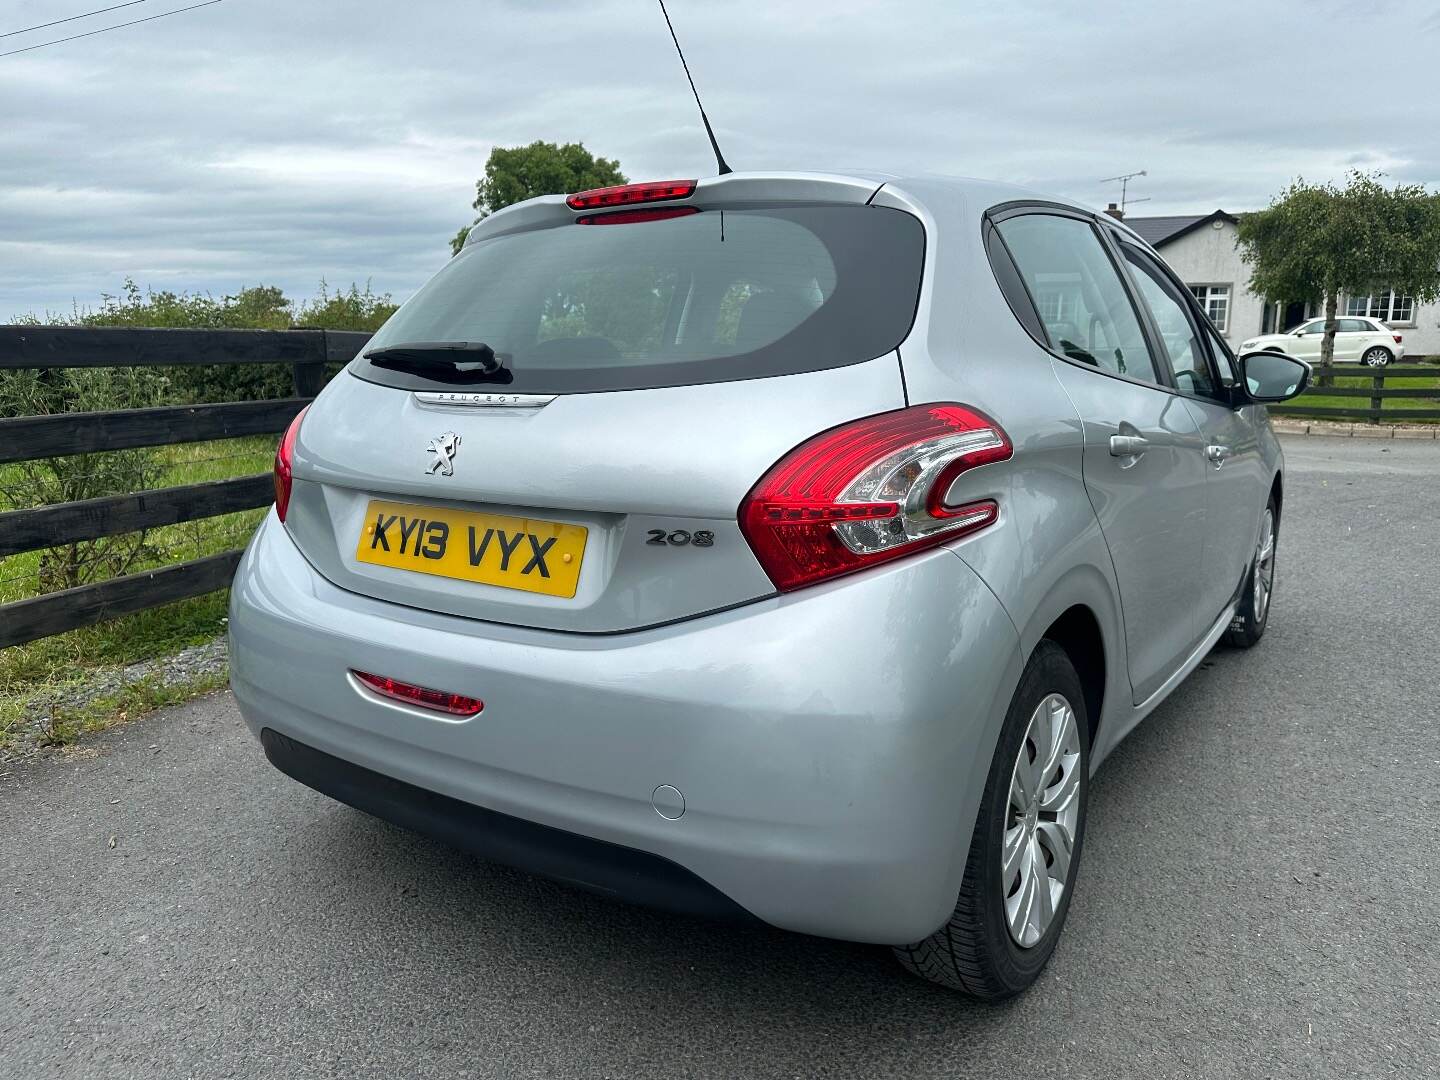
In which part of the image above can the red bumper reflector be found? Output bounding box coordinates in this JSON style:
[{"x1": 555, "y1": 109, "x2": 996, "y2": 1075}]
[{"x1": 352, "y1": 671, "x2": 483, "y2": 716}]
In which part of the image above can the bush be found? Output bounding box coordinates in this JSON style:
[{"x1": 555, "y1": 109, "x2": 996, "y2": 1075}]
[
  {"x1": 2, "y1": 278, "x2": 399, "y2": 592},
  {"x1": 25, "y1": 279, "x2": 399, "y2": 404},
  {"x1": 0, "y1": 365, "x2": 169, "y2": 591}
]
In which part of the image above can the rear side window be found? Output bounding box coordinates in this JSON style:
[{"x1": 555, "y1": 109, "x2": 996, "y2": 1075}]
[
  {"x1": 994, "y1": 214, "x2": 1157, "y2": 382},
  {"x1": 354, "y1": 206, "x2": 924, "y2": 394}
]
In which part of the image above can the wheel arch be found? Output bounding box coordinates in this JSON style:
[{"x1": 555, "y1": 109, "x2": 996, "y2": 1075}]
[
  {"x1": 1014, "y1": 563, "x2": 1126, "y2": 758},
  {"x1": 1039, "y1": 605, "x2": 1105, "y2": 748}
]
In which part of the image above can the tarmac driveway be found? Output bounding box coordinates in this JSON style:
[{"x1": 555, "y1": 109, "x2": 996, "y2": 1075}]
[{"x1": 2, "y1": 435, "x2": 1437, "y2": 1079}]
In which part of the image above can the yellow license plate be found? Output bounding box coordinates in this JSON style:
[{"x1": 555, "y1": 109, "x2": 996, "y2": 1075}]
[{"x1": 355, "y1": 499, "x2": 587, "y2": 598}]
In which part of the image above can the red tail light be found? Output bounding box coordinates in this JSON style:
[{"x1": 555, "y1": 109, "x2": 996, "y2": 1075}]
[
  {"x1": 273, "y1": 404, "x2": 309, "y2": 523},
  {"x1": 566, "y1": 179, "x2": 696, "y2": 211},
  {"x1": 352, "y1": 670, "x2": 484, "y2": 716},
  {"x1": 1394, "y1": 334, "x2": 1403, "y2": 344},
  {"x1": 740, "y1": 404, "x2": 1012, "y2": 592}
]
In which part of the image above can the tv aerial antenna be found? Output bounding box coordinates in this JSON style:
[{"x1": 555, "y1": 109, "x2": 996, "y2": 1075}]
[{"x1": 1102, "y1": 170, "x2": 1150, "y2": 213}]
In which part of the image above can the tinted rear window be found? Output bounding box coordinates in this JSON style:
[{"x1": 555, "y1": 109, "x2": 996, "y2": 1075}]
[{"x1": 353, "y1": 205, "x2": 925, "y2": 394}]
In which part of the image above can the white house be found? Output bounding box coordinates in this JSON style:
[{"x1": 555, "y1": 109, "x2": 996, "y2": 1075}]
[{"x1": 1118, "y1": 209, "x2": 1440, "y2": 356}]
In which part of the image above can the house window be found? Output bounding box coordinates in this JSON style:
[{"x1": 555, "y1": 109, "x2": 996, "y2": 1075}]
[
  {"x1": 1345, "y1": 290, "x2": 1415, "y2": 325},
  {"x1": 1188, "y1": 284, "x2": 1230, "y2": 332}
]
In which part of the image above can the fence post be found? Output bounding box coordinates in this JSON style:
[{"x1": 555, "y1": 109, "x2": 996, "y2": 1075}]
[
  {"x1": 290, "y1": 328, "x2": 330, "y2": 397},
  {"x1": 292, "y1": 360, "x2": 325, "y2": 397},
  {"x1": 1370, "y1": 371, "x2": 1384, "y2": 425}
]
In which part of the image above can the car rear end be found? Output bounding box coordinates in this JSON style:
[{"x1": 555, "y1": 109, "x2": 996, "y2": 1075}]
[
  {"x1": 229, "y1": 172, "x2": 1024, "y2": 944},
  {"x1": 1375, "y1": 319, "x2": 1406, "y2": 360}
]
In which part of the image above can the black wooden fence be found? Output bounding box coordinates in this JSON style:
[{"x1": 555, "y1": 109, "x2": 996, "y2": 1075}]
[
  {"x1": 0, "y1": 326, "x2": 371, "y2": 649},
  {"x1": 1269, "y1": 363, "x2": 1440, "y2": 424}
]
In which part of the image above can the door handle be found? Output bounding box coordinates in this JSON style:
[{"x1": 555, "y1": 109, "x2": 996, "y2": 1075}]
[
  {"x1": 1109, "y1": 434, "x2": 1150, "y2": 457},
  {"x1": 1205, "y1": 444, "x2": 1231, "y2": 467}
]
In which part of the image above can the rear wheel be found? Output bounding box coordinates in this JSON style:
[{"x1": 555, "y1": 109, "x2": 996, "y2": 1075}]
[
  {"x1": 1362, "y1": 346, "x2": 1393, "y2": 367},
  {"x1": 893, "y1": 642, "x2": 1089, "y2": 1000},
  {"x1": 1225, "y1": 497, "x2": 1277, "y2": 648}
]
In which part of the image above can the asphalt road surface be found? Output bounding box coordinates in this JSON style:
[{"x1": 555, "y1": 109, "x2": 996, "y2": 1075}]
[{"x1": 3, "y1": 436, "x2": 1437, "y2": 1080}]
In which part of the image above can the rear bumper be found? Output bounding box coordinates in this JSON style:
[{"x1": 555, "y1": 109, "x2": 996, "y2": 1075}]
[
  {"x1": 260, "y1": 728, "x2": 757, "y2": 923},
  {"x1": 229, "y1": 512, "x2": 1022, "y2": 944}
]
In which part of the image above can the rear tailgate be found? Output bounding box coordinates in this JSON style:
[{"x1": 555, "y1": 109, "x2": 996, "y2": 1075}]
[
  {"x1": 280, "y1": 177, "x2": 924, "y2": 633},
  {"x1": 283, "y1": 357, "x2": 906, "y2": 632}
]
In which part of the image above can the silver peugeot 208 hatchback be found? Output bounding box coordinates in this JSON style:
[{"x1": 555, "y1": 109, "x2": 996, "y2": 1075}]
[{"x1": 230, "y1": 171, "x2": 1309, "y2": 999}]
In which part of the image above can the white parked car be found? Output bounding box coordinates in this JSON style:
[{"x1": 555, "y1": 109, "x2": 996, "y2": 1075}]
[{"x1": 1240, "y1": 317, "x2": 1405, "y2": 367}]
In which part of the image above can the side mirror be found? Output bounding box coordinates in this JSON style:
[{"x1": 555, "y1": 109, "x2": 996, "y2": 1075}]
[
  {"x1": 1293, "y1": 328, "x2": 1306, "y2": 336},
  {"x1": 1239, "y1": 350, "x2": 1311, "y2": 402}
]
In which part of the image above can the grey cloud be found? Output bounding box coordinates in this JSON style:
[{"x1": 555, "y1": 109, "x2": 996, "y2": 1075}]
[{"x1": 3, "y1": 0, "x2": 1439, "y2": 318}]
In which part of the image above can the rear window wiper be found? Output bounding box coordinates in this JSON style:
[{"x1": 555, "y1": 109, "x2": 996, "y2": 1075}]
[{"x1": 363, "y1": 341, "x2": 512, "y2": 382}]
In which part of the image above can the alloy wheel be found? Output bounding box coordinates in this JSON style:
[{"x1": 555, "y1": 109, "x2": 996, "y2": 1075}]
[
  {"x1": 1363, "y1": 347, "x2": 1390, "y2": 367},
  {"x1": 1002, "y1": 693, "x2": 1082, "y2": 948},
  {"x1": 1254, "y1": 507, "x2": 1276, "y2": 623}
]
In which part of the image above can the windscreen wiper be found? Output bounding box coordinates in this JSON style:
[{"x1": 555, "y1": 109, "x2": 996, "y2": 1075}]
[{"x1": 363, "y1": 341, "x2": 512, "y2": 381}]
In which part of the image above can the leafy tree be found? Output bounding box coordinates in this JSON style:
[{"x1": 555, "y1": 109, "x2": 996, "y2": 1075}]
[
  {"x1": 450, "y1": 141, "x2": 626, "y2": 255},
  {"x1": 1237, "y1": 172, "x2": 1440, "y2": 382}
]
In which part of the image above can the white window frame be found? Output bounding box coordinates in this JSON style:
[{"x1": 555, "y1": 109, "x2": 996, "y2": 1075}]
[
  {"x1": 1188, "y1": 283, "x2": 1231, "y2": 333},
  {"x1": 1344, "y1": 290, "x2": 1415, "y2": 326}
]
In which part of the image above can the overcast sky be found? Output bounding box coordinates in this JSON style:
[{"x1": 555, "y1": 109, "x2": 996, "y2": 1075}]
[{"x1": 3, "y1": 0, "x2": 1439, "y2": 320}]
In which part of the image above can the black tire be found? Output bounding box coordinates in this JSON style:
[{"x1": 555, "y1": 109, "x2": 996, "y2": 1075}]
[
  {"x1": 1362, "y1": 346, "x2": 1393, "y2": 368},
  {"x1": 1224, "y1": 494, "x2": 1278, "y2": 649},
  {"x1": 893, "y1": 641, "x2": 1090, "y2": 1000}
]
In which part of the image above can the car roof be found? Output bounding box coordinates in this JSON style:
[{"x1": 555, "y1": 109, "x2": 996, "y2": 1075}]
[{"x1": 464, "y1": 170, "x2": 1105, "y2": 247}]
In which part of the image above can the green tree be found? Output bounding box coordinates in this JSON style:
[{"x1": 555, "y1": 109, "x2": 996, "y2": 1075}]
[
  {"x1": 450, "y1": 140, "x2": 626, "y2": 255},
  {"x1": 1237, "y1": 172, "x2": 1440, "y2": 383}
]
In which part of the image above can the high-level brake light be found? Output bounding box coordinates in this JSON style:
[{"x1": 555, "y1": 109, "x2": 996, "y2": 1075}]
[
  {"x1": 565, "y1": 180, "x2": 697, "y2": 211},
  {"x1": 576, "y1": 207, "x2": 700, "y2": 225},
  {"x1": 739, "y1": 405, "x2": 1012, "y2": 592}
]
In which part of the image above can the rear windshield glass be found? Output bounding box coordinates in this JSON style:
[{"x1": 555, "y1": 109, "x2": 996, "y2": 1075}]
[{"x1": 352, "y1": 205, "x2": 925, "y2": 394}]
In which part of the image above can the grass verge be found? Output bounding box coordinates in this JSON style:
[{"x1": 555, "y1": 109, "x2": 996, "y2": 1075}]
[
  {"x1": 0, "y1": 437, "x2": 271, "y2": 750},
  {"x1": 19, "y1": 669, "x2": 229, "y2": 749},
  {"x1": 1287, "y1": 369, "x2": 1440, "y2": 422}
]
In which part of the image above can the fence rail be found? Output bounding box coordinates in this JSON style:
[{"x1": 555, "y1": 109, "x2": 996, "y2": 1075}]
[
  {"x1": 1269, "y1": 363, "x2": 1440, "y2": 424},
  {"x1": 0, "y1": 326, "x2": 371, "y2": 649}
]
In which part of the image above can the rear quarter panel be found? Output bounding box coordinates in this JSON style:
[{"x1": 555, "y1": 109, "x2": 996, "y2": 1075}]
[{"x1": 874, "y1": 180, "x2": 1132, "y2": 766}]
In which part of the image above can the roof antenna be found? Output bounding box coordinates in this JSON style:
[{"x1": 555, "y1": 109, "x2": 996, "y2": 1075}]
[{"x1": 657, "y1": 0, "x2": 732, "y2": 175}]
